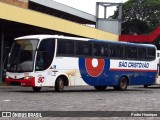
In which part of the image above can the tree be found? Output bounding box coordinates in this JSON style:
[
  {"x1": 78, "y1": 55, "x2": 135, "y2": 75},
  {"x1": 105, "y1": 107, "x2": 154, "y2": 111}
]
[{"x1": 111, "y1": 0, "x2": 160, "y2": 34}]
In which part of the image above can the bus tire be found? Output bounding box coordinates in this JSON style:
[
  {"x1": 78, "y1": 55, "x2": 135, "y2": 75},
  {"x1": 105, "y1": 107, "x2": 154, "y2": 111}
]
[
  {"x1": 119, "y1": 77, "x2": 128, "y2": 90},
  {"x1": 32, "y1": 87, "x2": 41, "y2": 92},
  {"x1": 55, "y1": 77, "x2": 64, "y2": 92},
  {"x1": 94, "y1": 86, "x2": 107, "y2": 91}
]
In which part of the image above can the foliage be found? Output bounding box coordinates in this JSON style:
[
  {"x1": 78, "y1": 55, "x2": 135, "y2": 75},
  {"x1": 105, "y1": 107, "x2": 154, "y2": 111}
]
[{"x1": 111, "y1": 0, "x2": 160, "y2": 34}]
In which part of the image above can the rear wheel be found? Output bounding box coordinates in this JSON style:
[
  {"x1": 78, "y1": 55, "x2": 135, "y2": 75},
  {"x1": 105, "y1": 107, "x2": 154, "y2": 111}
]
[
  {"x1": 32, "y1": 87, "x2": 41, "y2": 92},
  {"x1": 55, "y1": 77, "x2": 64, "y2": 92},
  {"x1": 114, "y1": 77, "x2": 128, "y2": 91},
  {"x1": 94, "y1": 86, "x2": 107, "y2": 91},
  {"x1": 119, "y1": 77, "x2": 128, "y2": 90}
]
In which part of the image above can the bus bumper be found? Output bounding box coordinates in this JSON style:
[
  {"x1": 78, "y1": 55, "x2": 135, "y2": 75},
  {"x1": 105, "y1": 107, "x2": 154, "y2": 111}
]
[{"x1": 6, "y1": 77, "x2": 35, "y2": 87}]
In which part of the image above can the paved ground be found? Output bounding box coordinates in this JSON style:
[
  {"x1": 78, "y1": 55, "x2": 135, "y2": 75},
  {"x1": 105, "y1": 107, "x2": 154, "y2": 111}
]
[{"x1": 0, "y1": 85, "x2": 160, "y2": 120}]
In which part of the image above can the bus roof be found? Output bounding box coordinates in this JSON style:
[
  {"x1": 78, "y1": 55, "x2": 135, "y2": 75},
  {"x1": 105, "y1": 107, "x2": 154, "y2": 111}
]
[
  {"x1": 91, "y1": 39, "x2": 156, "y2": 48},
  {"x1": 15, "y1": 34, "x2": 156, "y2": 48},
  {"x1": 15, "y1": 34, "x2": 91, "y2": 41}
]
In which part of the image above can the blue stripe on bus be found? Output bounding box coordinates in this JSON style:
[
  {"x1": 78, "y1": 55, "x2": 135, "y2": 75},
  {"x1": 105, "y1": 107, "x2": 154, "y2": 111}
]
[{"x1": 79, "y1": 58, "x2": 157, "y2": 86}]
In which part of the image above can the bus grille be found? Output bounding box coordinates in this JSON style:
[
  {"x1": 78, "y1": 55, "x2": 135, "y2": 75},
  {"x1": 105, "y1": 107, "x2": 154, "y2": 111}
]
[{"x1": 10, "y1": 82, "x2": 21, "y2": 86}]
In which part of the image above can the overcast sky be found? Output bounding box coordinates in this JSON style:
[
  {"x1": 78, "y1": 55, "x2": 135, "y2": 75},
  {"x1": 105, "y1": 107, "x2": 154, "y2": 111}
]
[{"x1": 52, "y1": 0, "x2": 128, "y2": 17}]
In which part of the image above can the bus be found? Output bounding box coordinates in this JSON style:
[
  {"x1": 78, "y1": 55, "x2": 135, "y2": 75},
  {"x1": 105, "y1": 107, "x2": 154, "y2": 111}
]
[
  {"x1": 154, "y1": 50, "x2": 160, "y2": 86},
  {"x1": 143, "y1": 50, "x2": 160, "y2": 88},
  {"x1": 6, "y1": 35, "x2": 157, "y2": 92}
]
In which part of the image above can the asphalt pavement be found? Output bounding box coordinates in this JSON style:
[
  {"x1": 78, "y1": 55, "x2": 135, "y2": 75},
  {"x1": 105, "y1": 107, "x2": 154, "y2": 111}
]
[{"x1": 0, "y1": 85, "x2": 160, "y2": 120}]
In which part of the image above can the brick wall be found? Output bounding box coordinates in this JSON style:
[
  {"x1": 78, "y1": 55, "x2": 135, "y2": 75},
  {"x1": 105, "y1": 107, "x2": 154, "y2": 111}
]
[{"x1": 0, "y1": 0, "x2": 28, "y2": 8}]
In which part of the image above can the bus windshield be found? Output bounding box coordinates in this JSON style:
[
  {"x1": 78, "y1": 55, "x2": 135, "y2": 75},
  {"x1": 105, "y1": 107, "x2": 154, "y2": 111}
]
[{"x1": 7, "y1": 39, "x2": 39, "y2": 72}]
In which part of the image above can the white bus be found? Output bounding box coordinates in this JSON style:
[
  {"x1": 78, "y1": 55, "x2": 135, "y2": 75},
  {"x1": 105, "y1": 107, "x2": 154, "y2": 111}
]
[
  {"x1": 6, "y1": 35, "x2": 157, "y2": 92},
  {"x1": 144, "y1": 50, "x2": 160, "y2": 87},
  {"x1": 155, "y1": 50, "x2": 160, "y2": 85}
]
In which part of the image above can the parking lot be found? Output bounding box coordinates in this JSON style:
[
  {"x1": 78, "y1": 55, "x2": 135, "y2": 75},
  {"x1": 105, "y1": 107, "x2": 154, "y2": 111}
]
[{"x1": 0, "y1": 85, "x2": 160, "y2": 119}]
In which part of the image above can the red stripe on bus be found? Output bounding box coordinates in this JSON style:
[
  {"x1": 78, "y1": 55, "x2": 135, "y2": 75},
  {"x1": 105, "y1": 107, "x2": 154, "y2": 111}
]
[{"x1": 110, "y1": 68, "x2": 157, "y2": 72}]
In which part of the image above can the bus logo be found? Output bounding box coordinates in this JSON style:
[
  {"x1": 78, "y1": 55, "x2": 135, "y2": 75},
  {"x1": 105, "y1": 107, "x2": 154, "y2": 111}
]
[
  {"x1": 85, "y1": 58, "x2": 105, "y2": 77},
  {"x1": 38, "y1": 77, "x2": 44, "y2": 83}
]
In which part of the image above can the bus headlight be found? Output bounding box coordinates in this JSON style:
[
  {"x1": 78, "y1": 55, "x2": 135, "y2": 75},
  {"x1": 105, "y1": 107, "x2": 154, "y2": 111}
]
[
  {"x1": 24, "y1": 76, "x2": 33, "y2": 80},
  {"x1": 6, "y1": 75, "x2": 10, "y2": 79}
]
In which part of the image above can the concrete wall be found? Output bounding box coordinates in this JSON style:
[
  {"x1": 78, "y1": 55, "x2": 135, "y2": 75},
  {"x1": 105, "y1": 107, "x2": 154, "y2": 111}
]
[
  {"x1": 0, "y1": 0, "x2": 28, "y2": 8},
  {"x1": 97, "y1": 19, "x2": 121, "y2": 35}
]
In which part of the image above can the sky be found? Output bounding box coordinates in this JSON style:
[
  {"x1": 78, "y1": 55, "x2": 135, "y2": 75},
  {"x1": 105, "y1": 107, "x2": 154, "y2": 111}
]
[{"x1": 52, "y1": 0, "x2": 128, "y2": 17}]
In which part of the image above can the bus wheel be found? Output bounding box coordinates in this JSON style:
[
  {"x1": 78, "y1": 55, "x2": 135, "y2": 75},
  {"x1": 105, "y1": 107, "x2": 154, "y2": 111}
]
[
  {"x1": 94, "y1": 86, "x2": 107, "y2": 91},
  {"x1": 55, "y1": 77, "x2": 64, "y2": 92},
  {"x1": 119, "y1": 77, "x2": 128, "y2": 90},
  {"x1": 32, "y1": 87, "x2": 41, "y2": 92}
]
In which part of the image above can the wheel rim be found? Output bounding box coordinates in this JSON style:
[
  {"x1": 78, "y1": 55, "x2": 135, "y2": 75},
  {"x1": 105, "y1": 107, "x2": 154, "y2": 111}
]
[
  {"x1": 120, "y1": 78, "x2": 127, "y2": 90},
  {"x1": 59, "y1": 80, "x2": 64, "y2": 91}
]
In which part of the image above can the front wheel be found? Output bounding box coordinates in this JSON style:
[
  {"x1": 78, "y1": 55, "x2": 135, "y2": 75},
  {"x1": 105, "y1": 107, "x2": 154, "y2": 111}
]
[
  {"x1": 32, "y1": 87, "x2": 41, "y2": 92},
  {"x1": 94, "y1": 86, "x2": 107, "y2": 91},
  {"x1": 55, "y1": 77, "x2": 64, "y2": 92}
]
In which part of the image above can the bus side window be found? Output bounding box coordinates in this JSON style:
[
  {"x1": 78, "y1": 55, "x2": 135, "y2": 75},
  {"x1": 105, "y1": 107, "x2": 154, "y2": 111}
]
[
  {"x1": 109, "y1": 44, "x2": 123, "y2": 59},
  {"x1": 138, "y1": 47, "x2": 146, "y2": 60},
  {"x1": 66, "y1": 41, "x2": 74, "y2": 55},
  {"x1": 36, "y1": 39, "x2": 55, "y2": 71},
  {"x1": 76, "y1": 41, "x2": 92, "y2": 57},
  {"x1": 125, "y1": 46, "x2": 137, "y2": 59},
  {"x1": 147, "y1": 47, "x2": 156, "y2": 60},
  {"x1": 76, "y1": 41, "x2": 84, "y2": 56},
  {"x1": 93, "y1": 43, "x2": 100, "y2": 57},
  {"x1": 109, "y1": 45, "x2": 116, "y2": 58},
  {"x1": 57, "y1": 39, "x2": 74, "y2": 56},
  {"x1": 84, "y1": 42, "x2": 92, "y2": 56},
  {"x1": 104, "y1": 45, "x2": 109, "y2": 57},
  {"x1": 93, "y1": 43, "x2": 105, "y2": 57},
  {"x1": 57, "y1": 40, "x2": 66, "y2": 55}
]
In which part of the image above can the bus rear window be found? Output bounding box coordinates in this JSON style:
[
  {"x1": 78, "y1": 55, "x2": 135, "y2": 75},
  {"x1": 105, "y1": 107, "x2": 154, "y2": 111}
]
[{"x1": 147, "y1": 47, "x2": 156, "y2": 60}]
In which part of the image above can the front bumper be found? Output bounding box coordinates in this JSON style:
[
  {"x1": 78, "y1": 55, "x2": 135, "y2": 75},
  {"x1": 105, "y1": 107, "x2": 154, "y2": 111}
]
[{"x1": 6, "y1": 77, "x2": 35, "y2": 87}]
